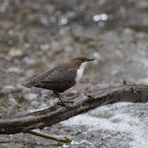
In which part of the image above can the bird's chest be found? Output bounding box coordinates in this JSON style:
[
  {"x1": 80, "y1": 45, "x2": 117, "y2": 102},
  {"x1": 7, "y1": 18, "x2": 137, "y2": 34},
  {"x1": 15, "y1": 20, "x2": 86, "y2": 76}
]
[{"x1": 75, "y1": 62, "x2": 86, "y2": 83}]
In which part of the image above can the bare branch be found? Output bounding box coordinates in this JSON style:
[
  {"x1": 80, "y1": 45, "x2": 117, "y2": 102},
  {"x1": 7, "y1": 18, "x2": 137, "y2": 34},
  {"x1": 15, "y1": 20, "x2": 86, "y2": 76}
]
[{"x1": 0, "y1": 84, "x2": 148, "y2": 134}]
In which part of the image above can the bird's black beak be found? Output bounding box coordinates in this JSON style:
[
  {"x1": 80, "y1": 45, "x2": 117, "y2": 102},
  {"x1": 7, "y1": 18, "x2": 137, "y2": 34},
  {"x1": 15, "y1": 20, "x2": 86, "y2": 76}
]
[{"x1": 86, "y1": 58, "x2": 95, "y2": 62}]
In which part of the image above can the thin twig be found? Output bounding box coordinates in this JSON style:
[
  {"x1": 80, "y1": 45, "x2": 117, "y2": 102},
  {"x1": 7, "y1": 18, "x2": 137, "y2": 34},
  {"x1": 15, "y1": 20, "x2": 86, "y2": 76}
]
[{"x1": 27, "y1": 130, "x2": 72, "y2": 143}]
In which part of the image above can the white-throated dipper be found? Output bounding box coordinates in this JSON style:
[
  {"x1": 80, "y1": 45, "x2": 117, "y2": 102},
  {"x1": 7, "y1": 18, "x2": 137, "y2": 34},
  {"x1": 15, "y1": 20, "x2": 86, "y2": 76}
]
[{"x1": 24, "y1": 56, "x2": 95, "y2": 109}]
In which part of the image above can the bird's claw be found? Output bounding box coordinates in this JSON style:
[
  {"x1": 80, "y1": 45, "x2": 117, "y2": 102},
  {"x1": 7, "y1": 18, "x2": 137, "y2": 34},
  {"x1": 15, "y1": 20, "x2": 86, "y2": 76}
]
[
  {"x1": 65, "y1": 94, "x2": 79, "y2": 100},
  {"x1": 56, "y1": 101, "x2": 73, "y2": 109},
  {"x1": 63, "y1": 99, "x2": 74, "y2": 103}
]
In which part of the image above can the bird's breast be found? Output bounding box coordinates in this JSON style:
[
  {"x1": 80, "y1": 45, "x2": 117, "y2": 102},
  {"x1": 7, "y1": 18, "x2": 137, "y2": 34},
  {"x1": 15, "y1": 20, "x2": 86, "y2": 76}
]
[{"x1": 75, "y1": 62, "x2": 86, "y2": 83}]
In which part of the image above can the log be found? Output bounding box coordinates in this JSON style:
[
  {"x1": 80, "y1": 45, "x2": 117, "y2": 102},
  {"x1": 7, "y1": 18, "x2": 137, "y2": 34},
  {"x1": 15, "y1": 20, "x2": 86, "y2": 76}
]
[{"x1": 0, "y1": 84, "x2": 148, "y2": 134}]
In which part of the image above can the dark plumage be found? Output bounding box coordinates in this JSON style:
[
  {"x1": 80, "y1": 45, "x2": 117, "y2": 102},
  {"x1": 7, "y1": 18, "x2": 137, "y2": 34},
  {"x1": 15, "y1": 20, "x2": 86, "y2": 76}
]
[{"x1": 24, "y1": 56, "x2": 94, "y2": 109}]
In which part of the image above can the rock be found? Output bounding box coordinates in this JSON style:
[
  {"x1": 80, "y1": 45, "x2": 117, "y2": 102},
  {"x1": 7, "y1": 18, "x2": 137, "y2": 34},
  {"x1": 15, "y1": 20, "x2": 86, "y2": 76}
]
[{"x1": 8, "y1": 47, "x2": 23, "y2": 58}]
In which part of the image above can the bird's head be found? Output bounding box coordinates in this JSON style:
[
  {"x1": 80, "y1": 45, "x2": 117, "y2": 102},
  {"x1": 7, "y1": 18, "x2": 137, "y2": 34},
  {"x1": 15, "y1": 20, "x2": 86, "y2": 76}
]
[{"x1": 71, "y1": 56, "x2": 95, "y2": 64}]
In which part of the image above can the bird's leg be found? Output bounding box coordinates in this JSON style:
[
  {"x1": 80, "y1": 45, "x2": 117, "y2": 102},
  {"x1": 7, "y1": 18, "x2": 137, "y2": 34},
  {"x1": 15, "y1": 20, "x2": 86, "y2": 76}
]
[{"x1": 54, "y1": 92, "x2": 72, "y2": 109}]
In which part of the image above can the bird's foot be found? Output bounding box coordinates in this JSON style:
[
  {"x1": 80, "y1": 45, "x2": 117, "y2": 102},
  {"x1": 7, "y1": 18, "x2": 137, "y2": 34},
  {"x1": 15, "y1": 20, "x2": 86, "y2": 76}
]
[
  {"x1": 63, "y1": 103, "x2": 73, "y2": 110},
  {"x1": 64, "y1": 94, "x2": 79, "y2": 102},
  {"x1": 65, "y1": 94, "x2": 79, "y2": 100},
  {"x1": 63, "y1": 99, "x2": 74, "y2": 103},
  {"x1": 56, "y1": 101, "x2": 73, "y2": 109}
]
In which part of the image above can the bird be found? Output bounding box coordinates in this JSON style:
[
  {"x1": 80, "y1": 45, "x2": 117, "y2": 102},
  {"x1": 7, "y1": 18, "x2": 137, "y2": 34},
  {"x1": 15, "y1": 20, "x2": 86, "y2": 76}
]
[{"x1": 23, "y1": 56, "x2": 95, "y2": 109}]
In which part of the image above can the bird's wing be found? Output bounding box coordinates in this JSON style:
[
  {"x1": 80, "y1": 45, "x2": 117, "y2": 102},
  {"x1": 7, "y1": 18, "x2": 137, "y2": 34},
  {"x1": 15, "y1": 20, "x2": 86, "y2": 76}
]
[{"x1": 38, "y1": 64, "x2": 77, "y2": 83}]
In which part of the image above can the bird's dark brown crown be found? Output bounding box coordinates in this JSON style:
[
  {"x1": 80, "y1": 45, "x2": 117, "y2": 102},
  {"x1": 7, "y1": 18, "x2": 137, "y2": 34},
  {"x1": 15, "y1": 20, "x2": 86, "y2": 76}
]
[
  {"x1": 69, "y1": 56, "x2": 95, "y2": 67},
  {"x1": 71, "y1": 56, "x2": 95, "y2": 64}
]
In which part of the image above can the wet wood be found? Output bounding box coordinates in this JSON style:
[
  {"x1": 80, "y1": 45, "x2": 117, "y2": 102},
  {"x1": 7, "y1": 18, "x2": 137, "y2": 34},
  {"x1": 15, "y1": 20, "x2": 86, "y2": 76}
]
[{"x1": 0, "y1": 84, "x2": 148, "y2": 134}]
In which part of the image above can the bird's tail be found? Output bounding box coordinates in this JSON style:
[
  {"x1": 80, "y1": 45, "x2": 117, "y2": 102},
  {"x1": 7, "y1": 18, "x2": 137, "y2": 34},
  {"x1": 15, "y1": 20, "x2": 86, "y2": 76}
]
[
  {"x1": 22, "y1": 80, "x2": 35, "y2": 88},
  {"x1": 22, "y1": 75, "x2": 38, "y2": 88}
]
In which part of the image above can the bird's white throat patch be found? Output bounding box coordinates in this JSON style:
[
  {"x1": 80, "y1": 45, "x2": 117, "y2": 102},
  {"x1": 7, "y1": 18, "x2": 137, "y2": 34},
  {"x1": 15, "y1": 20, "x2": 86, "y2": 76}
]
[{"x1": 75, "y1": 62, "x2": 87, "y2": 83}]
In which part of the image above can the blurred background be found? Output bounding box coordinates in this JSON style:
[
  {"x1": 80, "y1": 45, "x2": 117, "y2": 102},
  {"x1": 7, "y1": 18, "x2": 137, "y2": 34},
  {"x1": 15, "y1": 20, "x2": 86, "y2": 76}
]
[{"x1": 0, "y1": 0, "x2": 148, "y2": 148}]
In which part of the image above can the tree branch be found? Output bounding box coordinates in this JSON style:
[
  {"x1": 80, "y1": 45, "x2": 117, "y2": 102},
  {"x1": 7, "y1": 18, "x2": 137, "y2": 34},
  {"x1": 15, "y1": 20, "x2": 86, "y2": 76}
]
[{"x1": 0, "y1": 84, "x2": 148, "y2": 134}]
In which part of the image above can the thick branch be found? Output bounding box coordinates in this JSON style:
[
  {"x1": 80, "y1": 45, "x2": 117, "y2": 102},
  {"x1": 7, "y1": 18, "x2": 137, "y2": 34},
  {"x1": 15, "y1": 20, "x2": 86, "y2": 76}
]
[{"x1": 0, "y1": 84, "x2": 148, "y2": 134}]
